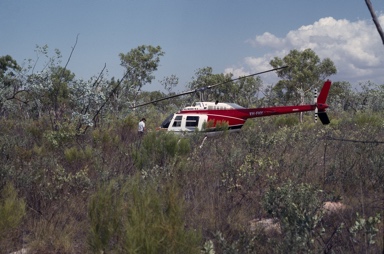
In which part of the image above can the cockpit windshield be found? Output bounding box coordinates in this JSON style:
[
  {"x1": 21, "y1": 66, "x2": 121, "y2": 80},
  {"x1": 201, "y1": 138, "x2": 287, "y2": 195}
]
[{"x1": 161, "y1": 113, "x2": 174, "y2": 128}]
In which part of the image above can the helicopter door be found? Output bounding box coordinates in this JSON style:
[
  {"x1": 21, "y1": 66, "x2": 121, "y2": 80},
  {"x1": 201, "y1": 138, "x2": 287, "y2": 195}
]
[{"x1": 185, "y1": 115, "x2": 209, "y2": 131}]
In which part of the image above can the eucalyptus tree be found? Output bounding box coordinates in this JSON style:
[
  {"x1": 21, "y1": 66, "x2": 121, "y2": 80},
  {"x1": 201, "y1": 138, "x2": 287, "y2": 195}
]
[
  {"x1": 187, "y1": 67, "x2": 232, "y2": 102},
  {"x1": 270, "y1": 49, "x2": 336, "y2": 104},
  {"x1": 270, "y1": 49, "x2": 336, "y2": 122},
  {"x1": 187, "y1": 67, "x2": 263, "y2": 106},
  {"x1": 19, "y1": 45, "x2": 70, "y2": 121},
  {"x1": 236, "y1": 76, "x2": 263, "y2": 108},
  {"x1": 27, "y1": 65, "x2": 75, "y2": 124},
  {"x1": 119, "y1": 45, "x2": 164, "y2": 109}
]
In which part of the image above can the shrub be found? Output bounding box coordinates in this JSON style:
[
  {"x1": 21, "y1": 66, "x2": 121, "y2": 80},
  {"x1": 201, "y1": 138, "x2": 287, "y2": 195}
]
[
  {"x1": 0, "y1": 183, "x2": 26, "y2": 245},
  {"x1": 262, "y1": 180, "x2": 324, "y2": 253},
  {"x1": 88, "y1": 175, "x2": 201, "y2": 253}
]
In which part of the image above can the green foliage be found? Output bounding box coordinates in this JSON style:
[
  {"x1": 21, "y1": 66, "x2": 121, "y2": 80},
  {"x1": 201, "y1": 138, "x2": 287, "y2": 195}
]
[
  {"x1": 64, "y1": 145, "x2": 92, "y2": 162},
  {"x1": 212, "y1": 231, "x2": 258, "y2": 254},
  {"x1": 350, "y1": 212, "x2": 382, "y2": 245},
  {"x1": 43, "y1": 128, "x2": 76, "y2": 148},
  {"x1": 0, "y1": 55, "x2": 21, "y2": 78},
  {"x1": 88, "y1": 176, "x2": 201, "y2": 253},
  {"x1": 202, "y1": 119, "x2": 215, "y2": 131},
  {"x1": 0, "y1": 183, "x2": 26, "y2": 241},
  {"x1": 1, "y1": 47, "x2": 384, "y2": 253},
  {"x1": 201, "y1": 239, "x2": 215, "y2": 254},
  {"x1": 88, "y1": 179, "x2": 123, "y2": 252},
  {"x1": 273, "y1": 115, "x2": 299, "y2": 127},
  {"x1": 270, "y1": 48, "x2": 336, "y2": 104},
  {"x1": 119, "y1": 45, "x2": 164, "y2": 107},
  {"x1": 27, "y1": 214, "x2": 77, "y2": 253},
  {"x1": 262, "y1": 180, "x2": 324, "y2": 252},
  {"x1": 135, "y1": 131, "x2": 191, "y2": 170},
  {"x1": 215, "y1": 121, "x2": 229, "y2": 131},
  {"x1": 187, "y1": 67, "x2": 262, "y2": 104},
  {"x1": 353, "y1": 111, "x2": 383, "y2": 127}
]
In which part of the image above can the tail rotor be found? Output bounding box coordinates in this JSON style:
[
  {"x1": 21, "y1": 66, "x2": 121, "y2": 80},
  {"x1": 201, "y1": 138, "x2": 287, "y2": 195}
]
[{"x1": 314, "y1": 88, "x2": 318, "y2": 123}]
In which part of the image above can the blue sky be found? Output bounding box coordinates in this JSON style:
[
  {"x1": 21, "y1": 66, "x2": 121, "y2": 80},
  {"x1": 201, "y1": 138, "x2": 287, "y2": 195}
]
[{"x1": 1, "y1": 0, "x2": 384, "y2": 92}]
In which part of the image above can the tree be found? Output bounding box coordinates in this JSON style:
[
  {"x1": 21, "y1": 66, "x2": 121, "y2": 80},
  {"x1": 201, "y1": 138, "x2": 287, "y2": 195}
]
[
  {"x1": 270, "y1": 49, "x2": 337, "y2": 122},
  {"x1": 270, "y1": 49, "x2": 336, "y2": 104},
  {"x1": 187, "y1": 67, "x2": 232, "y2": 102},
  {"x1": 27, "y1": 65, "x2": 75, "y2": 126},
  {"x1": 187, "y1": 67, "x2": 262, "y2": 105},
  {"x1": 160, "y1": 74, "x2": 179, "y2": 94},
  {"x1": 0, "y1": 55, "x2": 20, "y2": 79},
  {"x1": 0, "y1": 55, "x2": 24, "y2": 115},
  {"x1": 119, "y1": 45, "x2": 164, "y2": 108},
  {"x1": 236, "y1": 76, "x2": 263, "y2": 107}
]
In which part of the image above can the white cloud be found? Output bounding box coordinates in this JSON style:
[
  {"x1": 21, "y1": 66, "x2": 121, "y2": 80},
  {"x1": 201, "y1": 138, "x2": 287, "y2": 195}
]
[
  {"x1": 230, "y1": 15, "x2": 384, "y2": 86},
  {"x1": 246, "y1": 32, "x2": 285, "y2": 48},
  {"x1": 224, "y1": 67, "x2": 248, "y2": 79}
]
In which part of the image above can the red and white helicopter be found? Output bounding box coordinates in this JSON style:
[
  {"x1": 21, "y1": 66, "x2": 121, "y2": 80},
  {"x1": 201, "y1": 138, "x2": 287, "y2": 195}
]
[{"x1": 133, "y1": 67, "x2": 332, "y2": 136}]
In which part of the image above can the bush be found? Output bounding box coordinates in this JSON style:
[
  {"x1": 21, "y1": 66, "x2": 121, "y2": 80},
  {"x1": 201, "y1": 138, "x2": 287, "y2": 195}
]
[
  {"x1": 0, "y1": 183, "x2": 26, "y2": 248},
  {"x1": 262, "y1": 180, "x2": 324, "y2": 253},
  {"x1": 88, "y1": 175, "x2": 201, "y2": 253}
]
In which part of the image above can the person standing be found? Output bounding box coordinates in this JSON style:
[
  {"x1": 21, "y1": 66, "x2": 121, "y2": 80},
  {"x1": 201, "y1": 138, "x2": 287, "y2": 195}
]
[{"x1": 138, "y1": 118, "x2": 146, "y2": 136}]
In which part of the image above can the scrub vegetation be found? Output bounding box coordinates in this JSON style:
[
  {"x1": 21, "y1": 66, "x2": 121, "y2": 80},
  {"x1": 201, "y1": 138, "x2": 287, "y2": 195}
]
[{"x1": 0, "y1": 46, "x2": 383, "y2": 253}]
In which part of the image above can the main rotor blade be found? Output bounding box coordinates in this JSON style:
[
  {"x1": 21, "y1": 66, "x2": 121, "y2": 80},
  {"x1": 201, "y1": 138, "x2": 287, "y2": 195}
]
[
  {"x1": 131, "y1": 66, "x2": 288, "y2": 108},
  {"x1": 132, "y1": 89, "x2": 197, "y2": 108}
]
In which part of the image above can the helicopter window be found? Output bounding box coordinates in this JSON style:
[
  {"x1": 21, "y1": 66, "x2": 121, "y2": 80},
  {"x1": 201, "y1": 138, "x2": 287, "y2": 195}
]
[
  {"x1": 186, "y1": 116, "x2": 199, "y2": 127},
  {"x1": 172, "y1": 115, "x2": 182, "y2": 127}
]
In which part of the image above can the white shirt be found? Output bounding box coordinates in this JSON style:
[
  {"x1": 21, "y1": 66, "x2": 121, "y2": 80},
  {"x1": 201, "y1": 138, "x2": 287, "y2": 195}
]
[{"x1": 138, "y1": 120, "x2": 145, "y2": 132}]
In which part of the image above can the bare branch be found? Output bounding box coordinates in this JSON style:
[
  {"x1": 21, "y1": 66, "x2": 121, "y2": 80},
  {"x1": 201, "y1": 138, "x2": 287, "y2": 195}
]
[
  {"x1": 92, "y1": 63, "x2": 107, "y2": 88},
  {"x1": 62, "y1": 34, "x2": 79, "y2": 72},
  {"x1": 5, "y1": 90, "x2": 29, "y2": 104}
]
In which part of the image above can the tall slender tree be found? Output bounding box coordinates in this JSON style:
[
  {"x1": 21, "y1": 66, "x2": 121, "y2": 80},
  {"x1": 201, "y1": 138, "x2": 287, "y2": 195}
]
[{"x1": 119, "y1": 45, "x2": 164, "y2": 108}]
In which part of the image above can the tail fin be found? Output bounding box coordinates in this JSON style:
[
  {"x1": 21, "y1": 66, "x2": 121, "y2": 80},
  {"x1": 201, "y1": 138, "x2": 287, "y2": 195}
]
[
  {"x1": 317, "y1": 80, "x2": 332, "y2": 104},
  {"x1": 316, "y1": 80, "x2": 332, "y2": 125}
]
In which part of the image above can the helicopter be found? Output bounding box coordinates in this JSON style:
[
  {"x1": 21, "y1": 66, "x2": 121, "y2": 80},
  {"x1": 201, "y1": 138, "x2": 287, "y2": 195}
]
[{"x1": 132, "y1": 66, "x2": 332, "y2": 136}]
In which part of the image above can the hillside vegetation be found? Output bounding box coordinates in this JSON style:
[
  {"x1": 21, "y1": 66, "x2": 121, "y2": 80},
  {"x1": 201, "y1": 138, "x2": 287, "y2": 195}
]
[
  {"x1": 0, "y1": 48, "x2": 383, "y2": 253},
  {"x1": 0, "y1": 110, "x2": 383, "y2": 253}
]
